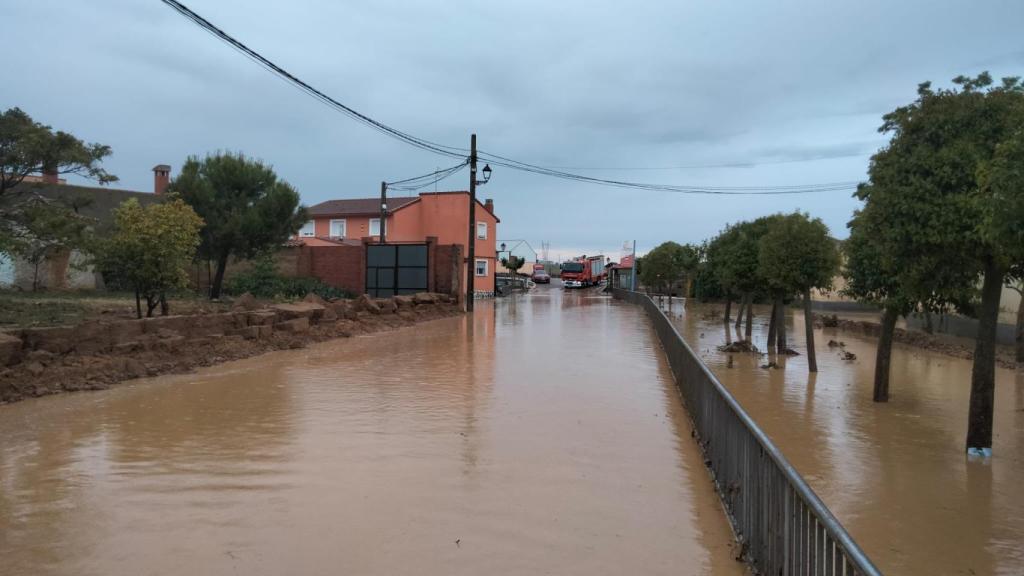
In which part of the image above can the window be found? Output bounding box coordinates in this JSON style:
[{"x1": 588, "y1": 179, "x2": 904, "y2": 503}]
[
  {"x1": 299, "y1": 220, "x2": 315, "y2": 237},
  {"x1": 329, "y1": 219, "x2": 346, "y2": 238},
  {"x1": 477, "y1": 221, "x2": 488, "y2": 240},
  {"x1": 370, "y1": 218, "x2": 381, "y2": 236},
  {"x1": 475, "y1": 259, "x2": 488, "y2": 277}
]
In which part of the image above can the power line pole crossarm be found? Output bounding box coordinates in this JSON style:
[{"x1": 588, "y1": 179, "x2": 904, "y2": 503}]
[{"x1": 466, "y1": 134, "x2": 477, "y2": 312}]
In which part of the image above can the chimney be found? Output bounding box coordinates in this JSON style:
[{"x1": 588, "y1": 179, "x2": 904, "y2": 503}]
[
  {"x1": 484, "y1": 198, "x2": 494, "y2": 214},
  {"x1": 42, "y1": 163, "x2": 59, "y2": 184},
  {"x1": 153, "y1": 164, "x2": 171, "y2": 195}
]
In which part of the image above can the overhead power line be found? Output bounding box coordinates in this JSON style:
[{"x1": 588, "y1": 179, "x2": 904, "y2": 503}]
[
  {"x1": 538, "y1": 151, "x2": 872, "y2": 171},
  {"x1": 159, "y1": 0, "x2": 861, "y2": 196},
  {"x1": 386, "y1": 161, "x2": 469, "y2": 192}
]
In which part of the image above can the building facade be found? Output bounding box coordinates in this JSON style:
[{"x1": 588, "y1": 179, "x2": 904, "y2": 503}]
[{"x1": 303, "y1": 191, "x2": 499, "y2": 295}]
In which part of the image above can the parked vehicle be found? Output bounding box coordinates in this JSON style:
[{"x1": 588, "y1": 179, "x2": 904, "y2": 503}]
[
  {"x1": 531, "y1": 264, "x2": 551, "y2": 284},
  {"x1": 561, "y1": 255, "x2": 606, "y2": 288}
]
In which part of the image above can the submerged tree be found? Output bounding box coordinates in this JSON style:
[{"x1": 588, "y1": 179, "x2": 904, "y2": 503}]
[
  {"x1": 170, "y1": 152, "x2": 306, "y2": 299},
  {"x1": 639, "y1": 241, "x2": 698, "y2": 295},
  {"x1": 860, "y1": 73, "x2": 1024, "y2": 450},
  {"x1": 758, "y1": 212, "x2": 839, "y2": 371}
]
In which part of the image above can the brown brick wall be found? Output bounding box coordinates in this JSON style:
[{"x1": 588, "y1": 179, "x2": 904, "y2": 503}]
[
  {"x1": 304, "y1": 245, "x2": 364, "y2": 294},
  {"x1": 434, "y1": 244, "x2": 462, "y2": 298}
]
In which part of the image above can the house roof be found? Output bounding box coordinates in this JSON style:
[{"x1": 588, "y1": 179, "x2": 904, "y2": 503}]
[
  {"x1": 5, "y1": 182, "x2": 161, "y2": 225},
  {"x1": 308, "y1": 191, "x2": 500, "y2": 222},
  {"x1": 613, "y1": 254, "x2": 635, "y2": 269},
  {"x1": 308, "y1": 196, "x2": 419, "y2": 217}
]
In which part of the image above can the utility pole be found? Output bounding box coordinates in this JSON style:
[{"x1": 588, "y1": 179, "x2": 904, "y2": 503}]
[
  {"x1": 466, "y1": 134, "x2": 478, "y2": 312},
  {"x1": 631, "y1": 240, "x2": 637, "y2": 291},
  {"x1": 380, "y1": 181, "x2": 387, "y2": 244}
]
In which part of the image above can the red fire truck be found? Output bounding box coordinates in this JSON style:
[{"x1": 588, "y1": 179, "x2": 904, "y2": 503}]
[{"x1": 561, "y1": 255, "x2": 606, "y2": 288}]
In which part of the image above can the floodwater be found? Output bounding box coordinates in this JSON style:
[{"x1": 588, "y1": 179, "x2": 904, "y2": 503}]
[
  {"x1": 0, "y1": 287, "x2": 745, "y2": 576},
  {"x1": 660, "y1": 298, "x2": 1024, "y2": 576}
]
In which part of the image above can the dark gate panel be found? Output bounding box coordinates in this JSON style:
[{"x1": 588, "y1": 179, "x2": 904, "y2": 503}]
[{"x1": 366, "y1": 244, "x2": 428, "y2": 297}]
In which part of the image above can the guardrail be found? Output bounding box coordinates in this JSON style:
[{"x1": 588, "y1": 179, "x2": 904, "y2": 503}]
[{"x1": 613, "y1": 289, "x2": 882, "y2": 576}]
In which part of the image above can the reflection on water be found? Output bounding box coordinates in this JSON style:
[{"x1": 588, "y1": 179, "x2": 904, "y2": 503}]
[
  {"x1": 0, "y1": 287, "x2": 744, "y2": 576},
  {"x1": 662, "y1": 300, "x2": 1024, "y2": 576}
]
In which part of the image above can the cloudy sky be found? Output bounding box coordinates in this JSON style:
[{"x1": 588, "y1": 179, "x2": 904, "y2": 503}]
[{"x1": 6, "y1": 0, "x2": 1023, "y2": 260}]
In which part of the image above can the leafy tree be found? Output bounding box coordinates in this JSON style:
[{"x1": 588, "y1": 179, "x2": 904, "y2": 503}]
[
  {"x1": 7, "y1": 200, "x2": 92, "y2": 291},
  {"x1": 0, "y1": 107, "x2": 117, "y2": 196},
  {"x1": 860, "y1": 73, "x2": 1024, "y2": 450},
  {"x1": 169, "y1": 152, "x2": 307, "y2": 299},
  {"x1": 639, "y1": 241, "x2": 698, "y2": 295},
  {"x1": 501, "y1": 254, "x2": 527, "y2": 275},
  {"x1": 97, "y1": 198, "x2": 204, "y2": 318},
  {"x1": 704, "y1": 225, "x2": 742, "y2": 322},
  {"x1": 978, "y1": 129, "x2": 1024, "y2": 364},
  {"x1": 843, "y1": 200, "x2": 914, "y2": 401},
  {"x1": 758, "y1": 212, "x2": 839, "y2": 371}
]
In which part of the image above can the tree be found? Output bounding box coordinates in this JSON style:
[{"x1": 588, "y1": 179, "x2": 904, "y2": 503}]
[
  {"x1": 705, "y1": 225, "x2": 742, "y2": 323},
  {"x1": 97, "y1": 199, "x2": 204, "y2": 318},
  {"x1": 978, "y1": 129, "x2": 1024, "y2": 364},
  {"x1": 843, "y1": 200, "x2": 914, "y2": 401},
  {"x1": 501, "y1": 254, "x2": 527, "y2": 275},
  {"x1": 860, "y1": 73, "x2": 1024, "y2": 450},
  {"x1": 758, "y1": 212, "x2": 840, "y2": 371},
  {"x1": 0, "y1": 107, "x2": 117, "y2": 197},
  {"x1": 639, "y1": 241, "x2": 698, "y2": 295},
  {"x1": 169, "y1": 152, "x2": 307, "y2": 299},
  {"x1": 7, "y1": 200, "x2": 92, "y2": 291}
]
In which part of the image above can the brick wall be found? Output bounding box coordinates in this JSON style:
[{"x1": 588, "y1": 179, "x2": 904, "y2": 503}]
[
  {"x1": 190, "y1": 242, "x2": 460, "y2": 298},
  {"x1": 304, "y1": 244, "x2": 364, "y2": 294},
  {"x1": 434, "y1": 243, "x2": 463, "y2": 299}
]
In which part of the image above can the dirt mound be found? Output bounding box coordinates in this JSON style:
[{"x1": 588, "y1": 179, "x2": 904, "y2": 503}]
[
  {"x1": 0, "y1": 297, "x2": 463, "y2": 405},
  {"x1": 813, "y1": 313, "x2": 1018, "y2": 369}
]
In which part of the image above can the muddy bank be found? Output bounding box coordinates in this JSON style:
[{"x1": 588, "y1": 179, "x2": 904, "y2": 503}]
[
  {"x1": 813, "y1": 312, "x2": 1019, "y2": 369},
  {"x1": 0, "y1": 293, "x2": 462, "y2": 404}
]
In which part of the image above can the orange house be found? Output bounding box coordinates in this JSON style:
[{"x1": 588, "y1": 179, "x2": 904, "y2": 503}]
[{"x1": 300, "y1": 191, "x2": 500, "y2": 295}]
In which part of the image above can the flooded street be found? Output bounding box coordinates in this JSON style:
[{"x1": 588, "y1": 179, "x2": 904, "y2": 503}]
[
  {"x1": 0, "y1": 287, "x2": 744, "y2": 576},
  {"x1": 662, "y1": 299, "x2": 1024, "y2": 576}
]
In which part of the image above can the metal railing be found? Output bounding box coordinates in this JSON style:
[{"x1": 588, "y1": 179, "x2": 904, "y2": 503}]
[{"x1": 613, "y1": 289, "x2": 882, "y2": 576}]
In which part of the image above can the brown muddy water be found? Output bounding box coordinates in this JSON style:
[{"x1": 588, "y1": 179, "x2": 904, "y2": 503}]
[
  {"x1": 0, "y1": 287, "x2": 746, "y2": 576},
  {"x1": 659, "y1": 298, "x2": 1024, "y2": 576}
]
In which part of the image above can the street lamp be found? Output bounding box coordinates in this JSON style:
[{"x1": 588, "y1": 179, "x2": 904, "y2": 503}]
[{"x1": 478, "y1": 164, "x2": 492, "y2": 185}]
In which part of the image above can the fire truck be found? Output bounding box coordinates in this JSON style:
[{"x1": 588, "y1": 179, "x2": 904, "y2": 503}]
[{"x1": 561, "y1": 255, "x2": 606, "y2": 288}]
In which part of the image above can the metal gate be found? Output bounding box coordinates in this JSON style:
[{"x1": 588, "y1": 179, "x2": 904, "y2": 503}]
[{"x1": 366, "y1": 244, "x2": 429, "y2": 297}]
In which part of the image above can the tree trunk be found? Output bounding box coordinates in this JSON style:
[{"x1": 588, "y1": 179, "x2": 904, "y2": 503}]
[
  {"x1": 1015, "y1": 292, "x2": 1024, "y2": 364},
  {"x1": 803, "y1": 288, "x2": 817, "y2": 372},
  {"x1": 735, "y1": 293, "x2": 746, "y2": 330},
  {"x1": 745, "y1": 295, "x2": 754, "y2": 341},
  {"x1": 775, "y1": 298, "x2": 787, "y2": 354},
  {"x1": 135, "y1": 288, "x2": 142, "y2": 320},
  {"x1": 767, "y1": 301, "x2": 777, "y2": 348},
  {"x1": 873, "y1": 307, "x2": 898, "y2": 402},
  {"x1": 32, "y1": 260, "x2": 41, "y2": 292},
  {"x1": 723, "y1": 295, "x2": 732, "y2": 325},
  {"x1": 146, "y1": 295, "x2": 159, "y2": 318},
  {"x1": 210, "y1": 252, "x2": 230, "y2": 300},
  {"x1": 160, "y1": 293, "x2": 169, "y2": 316},
  {"x1": 966, "y1": 258, "x2": 1005, "y2": 451}
]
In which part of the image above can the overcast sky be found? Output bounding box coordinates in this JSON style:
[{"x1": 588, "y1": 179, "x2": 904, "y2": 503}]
[{"x1": 6, "y1": 0, "x2": 1023, "y2": 260}]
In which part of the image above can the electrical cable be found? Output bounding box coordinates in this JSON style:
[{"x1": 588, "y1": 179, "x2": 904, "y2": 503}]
[{"x1": 160, "y1": 0, "x2": 861, "y2": 196}]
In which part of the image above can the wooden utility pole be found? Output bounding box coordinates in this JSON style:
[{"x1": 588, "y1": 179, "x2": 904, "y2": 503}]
[
  {"x1": 379, "y1": 181, "x2": 387, "y2": 244},
  {"x1": 466, "y1": 134, "x2": 477, "y2": 312}
]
